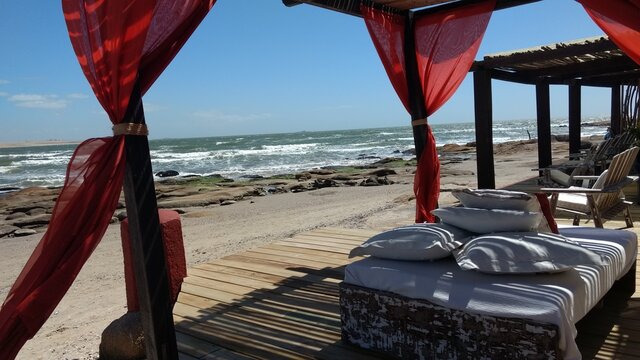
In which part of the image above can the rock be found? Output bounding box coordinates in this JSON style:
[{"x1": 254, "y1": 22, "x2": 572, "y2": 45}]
[
  {"x1": 220, "y1": 200, "x2": 236, "y2": 206},
  {"x1": 331, "y1": 174, "x2": 355, "y2": 181},
  {"x1": 155, "y1": 170, "x2": 179, "y2": 178},
  {"x1": 360, "y1": 176, "x2": 382, "y2": 186},
  {"x1": 554, "y1": 134, "x2": 570, "y2": 142},
  {"x1": 6, "y1": 212, "x2": 27, "y2": 221},
  {"x1": 402, "y1": 148, "x2": 416, "y2": 155},
  {"x1": 116, "y1": 211, "x2": 128, "y2": 222},
  {"x1": 345, "y1": 180, "x2": 358, "y2": 186},
  {"x1": 295, "y1": 172, "x2": 312, "y2": 181},
  {"x1": 373, "y1": 157, "x2": 403, "y2": 165},
  {"x1": 12, "y1": 214, "x2": 52, "y2": 227},
  {"x1": 312, "y1": 179, "x2": 337, "y2": 189},
  {"x1": 309, "y1": 169, "x2": 335, "y2": 175},
  {"x1": 289, "y1": 184, "x2": 308, "y2": 193},
  {"x1": 240, "y1": 175, "x2": 264, "y2": 180},
  {"x1": 368, "y1": 169, "x2": 397, "y2": 177},
  {"x1": 27, "y1": 207, "x2": 46, "y2": 216},
  {"x1": 0, "y1": 225, "x2": 19, "y2": 237},
  {"x1": 206, "y1": 174, "x2": 234, "y2": 182},
  {"x1": 117, "y1": 201, "x2": 126, "y2": 209},
  {"x1": 14, "y1": 229, "x2": 37, "y2": 237},
  {"x1": 174, "y1": 209, "x2": 186, "y2": 214},
  {"x1": 99, "y1": 312, "x2": 145, "y2": 360},
  {"x1": 357, "y1": 154, "x2": 380, "y2": 160}
]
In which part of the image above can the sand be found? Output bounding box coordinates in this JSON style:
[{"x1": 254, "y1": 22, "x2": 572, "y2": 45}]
[{"x1": 0, "y1": 140, "x2": 576, "y2": 359}]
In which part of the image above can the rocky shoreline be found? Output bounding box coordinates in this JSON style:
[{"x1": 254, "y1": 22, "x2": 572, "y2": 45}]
[
  {"x1": 0, "y1": 156, "x2": 421, "y2": 239},
  {"x1": 0, "y1": 137, "x2": 584, "y2": 240}
]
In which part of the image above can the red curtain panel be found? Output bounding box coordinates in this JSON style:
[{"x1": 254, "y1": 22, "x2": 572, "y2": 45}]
[
  {"x1": 0, "y1": 1, "x2": 215, "y2": 358},
  {"x1": 362, "y1": 2, "x2": 494, "y2": 223},
  {"x1": 413, "y1": 0, "x2": 494, "y2": 223},
  {"x1": 361, "y1": 6, "x2": 410, "y2": 113},
  {"x1": 579, "y1": 0, "x2": 640, "y2": 65}
]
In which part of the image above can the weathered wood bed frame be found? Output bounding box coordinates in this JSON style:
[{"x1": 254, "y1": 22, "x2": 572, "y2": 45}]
[{"x1": 339, "y1": 261, "x2": 636, "y2": 360}]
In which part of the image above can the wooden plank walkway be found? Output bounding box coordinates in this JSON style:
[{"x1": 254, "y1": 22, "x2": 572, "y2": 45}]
[{"x1": 174, "y1": 222, "x2": 640, "y2": 360}]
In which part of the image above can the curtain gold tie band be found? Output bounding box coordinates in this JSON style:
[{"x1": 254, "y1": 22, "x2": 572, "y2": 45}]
[
  {"x1": 112, "y1": 123, "x2": 149, "y2": 136},
  {"x1": 411, "y1": 118, "x2": 428, "y2": 127}
]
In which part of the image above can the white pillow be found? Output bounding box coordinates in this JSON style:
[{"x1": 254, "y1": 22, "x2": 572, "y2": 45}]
[
  {"x1": 349, "y1": 223, "x2": 471, "y2": 261},
  {"x1": 453, "y1": 232, "x2": 608, "y2": 274},
  {"x1": 432, "y1": 207, "x2": 542, "y2": 234},
  {"x1": 452, "y1": 189, "x2": 537, "y2": 211}
]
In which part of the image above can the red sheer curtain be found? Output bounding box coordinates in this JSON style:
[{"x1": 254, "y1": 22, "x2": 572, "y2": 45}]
[
  {"x1": 362, "y1": 2, "x2": 494, "y2": 223},
  {"x1": 0, "y1": 1, "x2": 215, "y2": 358},
  {"x1": 361, "y1": 6, "x2": 410, "y2": 113},
  {"x1": 413, "y1": 1, "x2": 494, "y2": 223},
  {"x1": 579, "y1": 0, "x2": 640, "y2": 65}
]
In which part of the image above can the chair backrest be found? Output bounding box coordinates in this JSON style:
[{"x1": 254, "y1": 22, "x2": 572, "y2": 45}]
[{"x1": 595, "y1": 146, "x2": 639, "y2": 208}]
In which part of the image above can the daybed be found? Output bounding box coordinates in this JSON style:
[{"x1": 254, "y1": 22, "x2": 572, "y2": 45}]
[{"x1": 340, "y1": 227, "x2": 637, "y2": 360}]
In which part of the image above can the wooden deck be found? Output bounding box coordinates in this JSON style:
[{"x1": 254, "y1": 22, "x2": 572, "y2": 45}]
[{"x1": 174, "y1": 221, "x2": 640, "y2": 360}]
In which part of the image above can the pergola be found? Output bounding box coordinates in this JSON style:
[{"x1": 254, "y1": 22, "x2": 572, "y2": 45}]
[
  {"x1": 2, "y1": 1, "x2": 640, "y2": 360},
  {"x1": 472, "y1": 36, "x2": 640, "y2": 188}
]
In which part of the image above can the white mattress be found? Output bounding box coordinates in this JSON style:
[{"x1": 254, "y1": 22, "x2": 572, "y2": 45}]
[{"x1": 344, "y1": 227, "x2": 637, "y2": 360}]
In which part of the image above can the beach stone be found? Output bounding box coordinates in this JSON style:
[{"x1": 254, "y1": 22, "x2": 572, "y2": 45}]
[
  {"x1": 402, "y1": 148, "x2": 416, "y2": 155},
  {"x1": 99, "y1": 312, "x2": 145, "y2": 360},
  {"x1": 14, "y1": 229, "x2": 37, "y2": 237},
  {"x1": 368, "y1": 169, "x2": 397, "y2": 177},
  {"x1": 312, "y1": 179, "x2": 337, "y2": 189},
  {"x1": 240, "y1": 174, "x2": 264, "y2": 180},
  {"x1": 295, "y1": 172, "x2": 312, "y2": 181},
  {"x1": 27, "y1": 207, "x2": 46, "y2": 216},
  {"x1": 345, "y1": 180, "x2": 358, "y2": 186},
  {"x1": 116, "y1": 211, "x2": 128, "y2": 222},
  {"x1": 110, "y1": 217, "x2": 119, "y2": 224},
  {"x1": 309, "y1": 169, "x2": 335, "y2": 175},
  {"x1": 360, "y1": 176, "x2": 382, "y2": 186},
  {"x1": 220, "y1": 200, "x2": 236, "y2": 206},
  {"x1": 155, "y1": 170, "x2": 179, "y2": 178},
  {"x1": 0, "y1": 225, "x2": 19, "y2": 237},
  {"x1": 289, "y1": 184, "x2": 308, "y2": 193},
  {"x1": 12, "y1": 214, "x2": 51, "y2": 227},
  {"x1": 374, "y1": 157, "x2": 402, "y2": 164},
  {"x1": 117, "y1": 201, "x2": 126, "y2": 209},
  {"x1": 331, "y1": 174, "x2": 355, "y2": 181},
  {"x1": 5, "y1": 212, "x2": 27, "y2": 221},
  {"x1": 174, "y1": 209, "x2": 186, "y2": 214}
]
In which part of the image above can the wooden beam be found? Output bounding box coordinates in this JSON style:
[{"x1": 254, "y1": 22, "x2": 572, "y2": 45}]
[
  {"x1": 568, "y1": 83, "x2": 581, "y2": 159},
  {"x1": 473, "y1": 69, "x2": 495, "y2": 189},
  {"x1": 282, "y1": 0, "x2": 406, "y2": 17},
  {"x1": 611, "y1": 85, "x2": 622, "y2": 135},
  {"x1": 487, "y1": 68, "x2": 535, "y2": 85},
  {"x1": 405, "y1": 11, "x2": 428, "y2": 162},
  {"x1": 536, "y1": 81, "x2": 552, "y2": 168},
  {"x1": 122, "y1": 82, "x2": 178, "y2": 360},
  {"x1": 416, "y1": 0, "x2": 541, "y2": 16},
  {"x1": 523, "y1": 56, "x2": 638, "y2": 82}
]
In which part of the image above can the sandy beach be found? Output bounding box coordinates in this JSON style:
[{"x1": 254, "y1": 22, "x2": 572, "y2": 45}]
[{"x1": 0, "y1": 139, "x2": 576, "y2": 359}]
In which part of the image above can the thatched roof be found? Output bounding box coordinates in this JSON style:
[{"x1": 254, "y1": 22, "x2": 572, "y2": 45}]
[{"x1": 472, "y1": 36, "x2": 640, "y2": 86}]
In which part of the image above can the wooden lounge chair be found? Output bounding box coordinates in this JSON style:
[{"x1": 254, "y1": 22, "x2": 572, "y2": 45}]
[{"x1": 542, "y1": 146, "x2": 639, "y2": 228}]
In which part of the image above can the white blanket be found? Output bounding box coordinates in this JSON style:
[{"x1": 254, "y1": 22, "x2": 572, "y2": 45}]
[{"x1": 344, "y1": 227, "x2": 637, "y2": 360}]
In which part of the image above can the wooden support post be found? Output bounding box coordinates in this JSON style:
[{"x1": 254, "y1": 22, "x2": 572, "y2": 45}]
[
  {"x1": 536, "y1": 81, "x2": 552, "y2": 169},
  {"x1": 122, "y1": 82, "x2": 178, "y2": 360},
  {"x1": 404, "y1": 11, "x2": 428, "y2": 161},
  {"x1": 568, "y1": 83, "x2": 581, "y2": 159},
  {"x1": 611, "y1": 85, "x2": 622, "y2": 135},
  {"x1": 473, "y1": 69, "x2": 495, "y2": 189}
]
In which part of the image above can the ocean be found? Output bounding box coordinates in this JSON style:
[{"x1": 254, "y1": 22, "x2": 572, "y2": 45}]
[{"x1": 0, "y1": 118, "x2": 608, "y2": 190}]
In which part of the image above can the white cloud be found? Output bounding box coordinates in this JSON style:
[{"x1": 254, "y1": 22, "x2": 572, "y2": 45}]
[
  {"x1": 66, "y1": 93, "x2": 90, "y2": 99},
  {"x1": 192, "y1": 110, "x2": 272, "y2": 122},
  {"x1": 0, "y1": 92, "x2": 8, "y2": 97},
  {"x1": 8, "y1": 94, "x2": 68, "y2": 109},
  {"x1": 0, "y1": 79, "x2": 8, "y2": 85}
]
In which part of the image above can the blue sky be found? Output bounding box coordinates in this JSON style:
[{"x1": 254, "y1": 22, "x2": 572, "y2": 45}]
[{"x1": 0, "y1": 0, "x2": 611, "y2": 142}]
